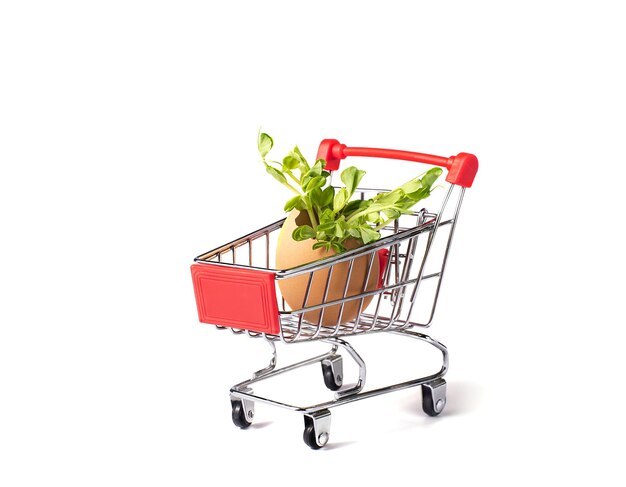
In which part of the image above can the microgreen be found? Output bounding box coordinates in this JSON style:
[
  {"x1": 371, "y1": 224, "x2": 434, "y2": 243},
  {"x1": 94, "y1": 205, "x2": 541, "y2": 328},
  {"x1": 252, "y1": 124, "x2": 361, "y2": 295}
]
[{"x1": 258, "y1": 133, "x2": 443, "y2": 252}]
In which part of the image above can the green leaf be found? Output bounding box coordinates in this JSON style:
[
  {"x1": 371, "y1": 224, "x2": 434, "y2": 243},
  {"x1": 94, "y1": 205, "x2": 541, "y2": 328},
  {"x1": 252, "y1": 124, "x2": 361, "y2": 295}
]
[
  {"x1": 376, "y1": 189, "x2": 404, "y2": 205},
  {"x1": 294, "y1": 146, "x2": 309, "y2": 170},
  {"x1": 265, "y1": 164, "x2": 287, "y2": 185},
  {"x1": 282, "y1": 155, "x2": 299, "y2": 170},
  {"x1": 366, "y1": 212, "x2": 381, "y2": 223},
  {"x1": 309, "y1": 187, "x2": 321, "y2": 205},
  {"x1": 304, "y1": 175, "x2": 325, "y2": 193},
  {"x1": 319, "y1": 186, "x2": 335, "y2": 207},
  {"x1": 348, "y1": 228, "x2": 361, "y2": 238},
  {"x1": 292, "y1": 225, "x2": 316, "y2": 241},
  {"x1": 367, "y1": 168, "x2": 444, "y2": 220},
  {"x1": 359, "y1": 202, "x2": 384, "y2": 214},
  {"x1": 359, "y1": 227, "x2": 380, "y2": 244},
  {"x1": 400, "y1": 177, "x2": 422, "y2": 194},
  {"x1": 284, "y1": 195, "x2": 305, "y2": 212},
  {"x1": 312, "y1": 241, "x2": 330, "y2": 251},
  {"x1": 406, "y1": 168, "x2": 442, "y2": 199},
  {"x1": 383, "y1": 208, "x2": 402, "y2": 219},
  {"x1": 301, "y1": 174, "x2": 311, "y2": 189},
  {"x1": 286, "y1": 146, "x2": 310, "y2": 175},
  {"x1": 340, "y1": 166, "x2": 366, "y2": 197},
  {"x1": 309, "y1": 188, "x2": 325, "y2": 208},
  {"x1": 317, "y1": 221, "x2": 336, "y2": 233},
  {"x1": 333, "y1": 188, "x2": 348, "y2": 212},
  {"x1": 406, "y1": 187, "x2": 432, "y2": 202},
  {"x1": 421, "y1": 167, "x2": 443, "y2": 187},
  {"x1": 306, "y1": 159, "x2": 330, "y2": 178},
  {"x1": 258, "y1": 133, "x2": 273, "y2": 158},
  {"x1": 343, "y1": 199, "x2": 369, "y2": 215},
  {"x1": 319, "y1": 208, "x2": 335, "y2": 224},
  {"x1": 331, "y1": 242, "x2": 345, "y2": 253},
  {"x1": 407, "y1": 188, "x2": 430, "y2": 201},
  {"x1": 394, "y1": 197, "x2": 417, "y2": 212}
]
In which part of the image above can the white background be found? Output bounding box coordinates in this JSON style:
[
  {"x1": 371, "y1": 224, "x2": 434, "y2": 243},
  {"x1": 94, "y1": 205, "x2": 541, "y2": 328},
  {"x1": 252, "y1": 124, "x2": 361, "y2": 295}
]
[{"x1": 1, "y1": 1, "x2": 625, "y2": 485}]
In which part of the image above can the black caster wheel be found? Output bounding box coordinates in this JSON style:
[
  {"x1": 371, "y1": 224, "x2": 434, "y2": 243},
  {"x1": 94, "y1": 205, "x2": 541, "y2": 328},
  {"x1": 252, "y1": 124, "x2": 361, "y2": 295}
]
[
  {"x1": 322, "y1": 364, "x2": 342, "y2": 391},
  {"x1": 422, "y1": 378, "x2": 447, "y2": 417},
  {"x1": 303, "y1": 410, "x2": 331, "y2": 449},
  {"x1": 231, "y1": 400, "x2": 252, "y2": 429},
  {"x1": 303, "y1": 425, "x2": 324, "y2": 450},
  {"x1": 321, "y1": 356, "x2": 343, "y2": 391}
]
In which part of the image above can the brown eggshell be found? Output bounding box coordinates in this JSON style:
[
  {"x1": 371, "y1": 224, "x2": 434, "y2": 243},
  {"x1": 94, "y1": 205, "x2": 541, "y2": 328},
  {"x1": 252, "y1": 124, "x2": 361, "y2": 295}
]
[{"x1": 276, "y1": 210, "x2": 379, "y2": 326}]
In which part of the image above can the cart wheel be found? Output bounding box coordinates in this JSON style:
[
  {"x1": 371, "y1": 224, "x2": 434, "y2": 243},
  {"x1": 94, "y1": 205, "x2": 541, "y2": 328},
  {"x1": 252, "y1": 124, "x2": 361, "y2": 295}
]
[
  {"x1": 422, "y1": 378, "x2": 447, "y2": 417},
  {"x1": 303, "y1": 425, "x2": 324, "y2": 449},
  {"x1": 231, "y1": 400, "x2": 252, "y2": 429},
  {"x1": 321, "y1": 356, "x2": 343, "y2": 391},
  {"x1": 303, "y1": 410, "x2": 331, "y2": 449}
]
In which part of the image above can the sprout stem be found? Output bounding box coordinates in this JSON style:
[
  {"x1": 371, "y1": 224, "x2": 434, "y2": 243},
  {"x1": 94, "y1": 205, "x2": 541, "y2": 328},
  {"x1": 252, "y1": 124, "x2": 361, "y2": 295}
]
[
  {"x1": 307, "y1": 207, "x2": 318, "y2": 229},
  {"x1": 285, "y1": 171, "x2": 301, "y2": 187},
  {"x1": 284, "y1": 182, "x2": 302, "y2": 195}
]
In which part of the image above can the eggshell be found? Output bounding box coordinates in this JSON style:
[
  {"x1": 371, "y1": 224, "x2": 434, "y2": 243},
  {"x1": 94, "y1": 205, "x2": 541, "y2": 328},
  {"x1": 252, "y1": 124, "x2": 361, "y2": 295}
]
[{"x1": 276, "y1": 210, "x2": 380, "y2": 326}]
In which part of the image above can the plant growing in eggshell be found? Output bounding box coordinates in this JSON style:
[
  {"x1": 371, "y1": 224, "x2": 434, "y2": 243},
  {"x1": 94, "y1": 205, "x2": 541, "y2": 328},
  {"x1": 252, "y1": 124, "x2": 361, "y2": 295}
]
[
  {"x1": 258, "y1": 132, "x2": 442, "y2": 251},
  {"x1": 258, "y1": 132, "x2": 442, "y2": 325}
]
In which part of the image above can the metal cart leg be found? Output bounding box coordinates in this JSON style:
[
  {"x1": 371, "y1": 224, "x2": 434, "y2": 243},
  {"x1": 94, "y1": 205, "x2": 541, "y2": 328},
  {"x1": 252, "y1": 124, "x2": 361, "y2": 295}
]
[
  {"x1": 303, "y1": 409, "x2": 332, "y2": 449},
  {"x1": 321, "y1": 337, "x2": 366, "y2": 398},
  {"x1": 253, "y1": 338, "x2": 277, "y2": 378},
  {"x1": 422, "y1": 377, "x2": 447, "y2": 416},
  {"x1": 321, "y1": 355, "x2": 343, "y2": 391},
  {"x1": 230, "y1": 339, "x2": 277, "y2": 428},
  {"x1": 230, "y1": 386, "x2": 255, "y2": 428}
]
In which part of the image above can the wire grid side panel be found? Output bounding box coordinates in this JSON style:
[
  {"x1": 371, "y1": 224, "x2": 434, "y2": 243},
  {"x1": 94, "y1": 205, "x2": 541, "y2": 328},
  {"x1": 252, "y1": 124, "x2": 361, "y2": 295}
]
[
  {"x1": 201, "y1": 224, "x2": 280, "y2": 269},
  {"x1": 382, "y1": 220, "x2": 454, "y2": 328},
  {"x1": 365, "y1": 185, "x2": 464, "y2": 329},
  {"x1": 274, "y1": 210, "x2": 446, "y2": 342}
]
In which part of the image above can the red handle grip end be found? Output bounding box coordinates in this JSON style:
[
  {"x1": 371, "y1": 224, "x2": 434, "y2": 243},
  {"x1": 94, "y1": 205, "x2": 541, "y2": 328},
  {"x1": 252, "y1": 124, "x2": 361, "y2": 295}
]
[
  {"x1": 317, "y1": 139, "x2": 346, "y2": 171},
  {"x1": 446, "y1": 153, "x2": 478, "y2": 188}
]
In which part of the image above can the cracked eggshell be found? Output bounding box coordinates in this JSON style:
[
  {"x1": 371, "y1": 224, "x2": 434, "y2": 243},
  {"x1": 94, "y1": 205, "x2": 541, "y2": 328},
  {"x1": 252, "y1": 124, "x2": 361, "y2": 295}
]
[{"x1": 276, "y1": 210, "x2": 379, "y2": 326}]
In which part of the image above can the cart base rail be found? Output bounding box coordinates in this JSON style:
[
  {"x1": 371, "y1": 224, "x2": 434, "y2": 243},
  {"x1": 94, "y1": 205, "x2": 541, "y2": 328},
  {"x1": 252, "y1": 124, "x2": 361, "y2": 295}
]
[{"x1": 228, "y1": 329, "x2": 449, "y2": 449}]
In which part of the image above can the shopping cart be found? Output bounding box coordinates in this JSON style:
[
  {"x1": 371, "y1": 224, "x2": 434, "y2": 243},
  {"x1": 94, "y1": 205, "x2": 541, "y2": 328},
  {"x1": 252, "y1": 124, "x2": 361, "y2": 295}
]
[{"x1": 191, "y1": 139, "x2": 478, "y2": 448}]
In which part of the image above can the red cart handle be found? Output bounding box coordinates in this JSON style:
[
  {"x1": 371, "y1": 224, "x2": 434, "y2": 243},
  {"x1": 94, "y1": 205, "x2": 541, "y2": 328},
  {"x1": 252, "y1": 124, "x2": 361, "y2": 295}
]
[{"x1": 317, "y1": 139, "x2": 478, "y2": 188}]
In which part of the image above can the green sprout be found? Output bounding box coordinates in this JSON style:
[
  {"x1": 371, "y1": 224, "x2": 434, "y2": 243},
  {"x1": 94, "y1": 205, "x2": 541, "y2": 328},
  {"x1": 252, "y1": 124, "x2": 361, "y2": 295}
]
[{"x1": 258, "y1": 132, "x2": 442, "y2": 252}]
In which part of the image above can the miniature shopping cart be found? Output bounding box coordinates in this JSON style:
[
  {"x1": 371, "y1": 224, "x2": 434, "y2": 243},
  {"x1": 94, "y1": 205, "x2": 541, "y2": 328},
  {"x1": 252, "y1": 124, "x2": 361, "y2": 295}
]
[{"x1": 191, "y1": 139, "x2": 478, "y2": 448}]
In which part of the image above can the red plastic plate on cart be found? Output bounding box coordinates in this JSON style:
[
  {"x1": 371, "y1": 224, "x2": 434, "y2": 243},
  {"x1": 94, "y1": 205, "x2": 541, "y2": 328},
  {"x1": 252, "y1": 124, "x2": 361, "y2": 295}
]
[{"x1": 191, "y1": 264, "x2": 280, "y2": 335}]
